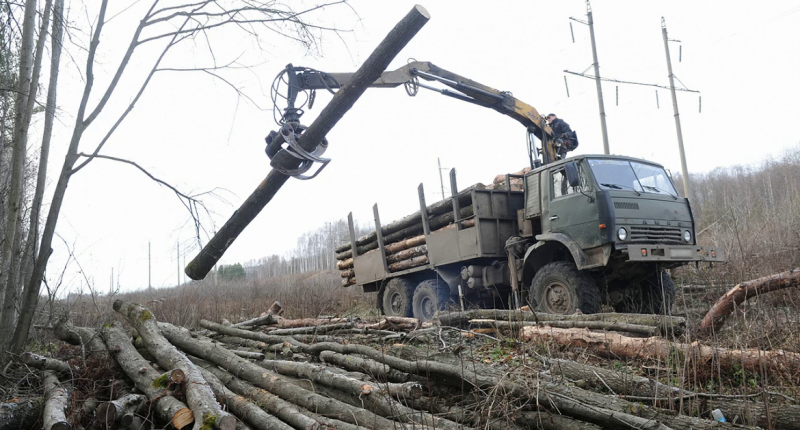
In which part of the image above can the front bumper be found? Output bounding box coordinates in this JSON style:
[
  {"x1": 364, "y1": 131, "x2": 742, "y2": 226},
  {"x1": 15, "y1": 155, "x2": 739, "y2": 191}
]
[{"x1": 622, "y1": 244, "x2": 725, "y2": 263}]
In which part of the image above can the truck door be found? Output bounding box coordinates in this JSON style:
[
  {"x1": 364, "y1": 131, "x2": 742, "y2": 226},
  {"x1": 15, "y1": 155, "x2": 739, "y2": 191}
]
[{"x1": 545, "y1": 163, "x2": 601, "y2": 249}]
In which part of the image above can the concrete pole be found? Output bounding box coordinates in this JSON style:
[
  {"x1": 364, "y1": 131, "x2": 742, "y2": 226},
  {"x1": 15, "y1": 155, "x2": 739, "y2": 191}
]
[
  {"x1": 587, "y1": 2, "x2": 610, "y2": 154},
  {"x1": 661, "y1": 18, "x2": 690, "y2": 198}
]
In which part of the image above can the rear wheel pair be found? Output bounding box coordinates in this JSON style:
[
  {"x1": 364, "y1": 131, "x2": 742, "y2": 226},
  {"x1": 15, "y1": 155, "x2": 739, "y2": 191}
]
[{"x1": 380, "y1": 278, "x2": 450, "y2": 321}]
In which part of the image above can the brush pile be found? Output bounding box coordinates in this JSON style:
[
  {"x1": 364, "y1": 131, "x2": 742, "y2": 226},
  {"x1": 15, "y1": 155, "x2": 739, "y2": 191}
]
[
  {"x1": 336, "y1": 167, "x2": 531, "y2": 286},
  {"x1": 7, "y1": 282, "x2": 800, "y2": 430}
]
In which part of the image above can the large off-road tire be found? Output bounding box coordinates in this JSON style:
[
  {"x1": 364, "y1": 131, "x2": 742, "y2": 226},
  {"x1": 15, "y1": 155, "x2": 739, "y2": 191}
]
[
  {"x1": 412, "y1": 279, "x2": 450, "y2": 322},
  {"x1": 529, "y1": 261, "x2": 601, "y2": 315},
  {"x1": 381, "y1": 277, "x2": 416, "y2": 317},
  {"x1": 614, "y1": 270, "x2": 675, "y2": 314}
]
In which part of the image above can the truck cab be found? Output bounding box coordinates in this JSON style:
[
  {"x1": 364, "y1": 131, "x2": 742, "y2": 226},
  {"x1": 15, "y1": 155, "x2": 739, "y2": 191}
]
[{"x1": 519, "y1": 154, "x2": 723, "y2": 314}]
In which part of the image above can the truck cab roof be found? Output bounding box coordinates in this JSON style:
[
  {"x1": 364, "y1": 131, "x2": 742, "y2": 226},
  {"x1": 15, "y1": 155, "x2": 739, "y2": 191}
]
[{"x1": 530, "y1": 154, "x2": 667, "y2": 175}]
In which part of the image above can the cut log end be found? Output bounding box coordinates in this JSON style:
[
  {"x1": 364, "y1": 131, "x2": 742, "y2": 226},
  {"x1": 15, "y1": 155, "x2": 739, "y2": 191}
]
[{"x1": 172, "y1": 407, "x2": 194, "y2": 429}]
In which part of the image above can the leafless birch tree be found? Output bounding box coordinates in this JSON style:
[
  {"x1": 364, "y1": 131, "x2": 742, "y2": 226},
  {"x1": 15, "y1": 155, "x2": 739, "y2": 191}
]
[{"x1": 2, "y1": 0, "x2": 349, "y2": 361}]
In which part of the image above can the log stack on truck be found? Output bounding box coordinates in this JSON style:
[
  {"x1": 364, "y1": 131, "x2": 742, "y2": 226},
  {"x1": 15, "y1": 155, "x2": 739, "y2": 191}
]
[{"x1": 336, "y1": 169, "x2": 529, "y2": 287}]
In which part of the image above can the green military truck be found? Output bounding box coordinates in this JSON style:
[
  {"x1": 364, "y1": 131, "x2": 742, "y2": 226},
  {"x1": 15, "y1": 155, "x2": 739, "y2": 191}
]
[{"x1": 336, "y1": 154, "x2": 723, "y2": 321}]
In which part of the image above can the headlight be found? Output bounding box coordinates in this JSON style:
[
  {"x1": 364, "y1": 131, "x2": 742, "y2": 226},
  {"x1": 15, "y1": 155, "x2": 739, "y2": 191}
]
[
  {"x1": 617, "y1": 227, "x2": 627, "y2": 241},
  {"x1": 684, "y1": 230, "x2": 692, "y2": 243}
]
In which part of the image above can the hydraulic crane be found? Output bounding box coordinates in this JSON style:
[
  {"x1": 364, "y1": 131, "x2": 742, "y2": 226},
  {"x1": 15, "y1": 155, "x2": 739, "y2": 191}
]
[{"x1": 265, "y1": 61, "x2": 572, "y2": 179}]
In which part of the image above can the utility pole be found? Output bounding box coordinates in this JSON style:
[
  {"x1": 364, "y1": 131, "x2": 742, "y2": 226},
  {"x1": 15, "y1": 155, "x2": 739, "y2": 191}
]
[
  {"x1": 662, "y1": 17, "x2": 690, "y2": 198},
  {"x1": 148, "y1": 241, "x2": 151, "y2": 289},
  {"x1": 437, "y1": 158, "x2": 446, "y2": 201},
  {"x1": 587, "y1": 2, "x2": 609, "y2": 154},
  {"x1": 570, "y1": 1, "x2": 609, "y2": 154}
]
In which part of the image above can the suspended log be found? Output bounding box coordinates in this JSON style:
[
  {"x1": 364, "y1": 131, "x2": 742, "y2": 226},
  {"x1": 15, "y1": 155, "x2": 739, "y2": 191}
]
[
  {"x1": 196, "y1": 365, "x2": 292, "y2": 430},
  {"x1": 522, "y1": 326, "x2": 800, "y2": 374},
  {"x1": 159, "y1": 322, "x2": 410, "y2": 429},
  {"x1": 699, "y1": 268, "x2": 800, "y2": 336},
  {"x1": 113, "y1": 300, "x2": 236, "y2": 430},
  {"x1": 337, "y1": 258, "x2": 353, "y2": 270},
  {"x1": 100, "y1": 323, "x2": 193, "y2": 429},
  {"x1": 0, "y1": 398, "x2": 42, "y2": 430},
  {"x1": 335, "y1": 187, "x2": 477, "y2": 253},
  {"x1": 471, "y1": 319, "x2": 660, "y2": 337},
  {"x1": 96, "y1": 394, "x2": 146, "y2": 428},
  {"x1": 20, "y1": 352, "x2": 71, "y2": 374},
  {"x1": 342, "y1": 277, "x2": 356, "y2": 287},
  {"x1": 339, "y1": 269, "x2": 354, "y2": 278},
  {"x1": 42, "y1": 371, "x2": 71, "y2": 430},
  {"x1": 337, "y1": 206, "x2": 474, "y2": 259},
  {"x1": 436, "y1": 309, "x2": 685, "y2": 335},
  {"x1": 185, "y1": 5, "x2": 432, "y2": 280},
  {"x1": 389, "y1": 255, "x2": 429, "y2": 272},
  {"x1": 386, "y1": 245, "x2": 427, "y2": 264}
]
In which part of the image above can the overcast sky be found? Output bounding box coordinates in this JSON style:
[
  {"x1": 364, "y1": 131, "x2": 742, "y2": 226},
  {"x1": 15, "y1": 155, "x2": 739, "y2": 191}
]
[{"x1": 39, "y1": 0, "x2": 800, "y2": 294}]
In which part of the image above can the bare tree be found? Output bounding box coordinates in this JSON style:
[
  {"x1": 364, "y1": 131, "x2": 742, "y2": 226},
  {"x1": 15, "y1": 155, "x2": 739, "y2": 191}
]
[
  {"x1": 0, "y1": 0, "x2": 52, "y2": 349},
  {"x1": 5, "y1": 0, "x2": 349, "y2": 360}
]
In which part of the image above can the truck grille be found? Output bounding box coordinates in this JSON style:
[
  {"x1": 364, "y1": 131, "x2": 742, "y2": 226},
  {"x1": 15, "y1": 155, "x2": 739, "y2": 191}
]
[{"x1": 629, "y1": 225, "x2": 683, "y2": 244}]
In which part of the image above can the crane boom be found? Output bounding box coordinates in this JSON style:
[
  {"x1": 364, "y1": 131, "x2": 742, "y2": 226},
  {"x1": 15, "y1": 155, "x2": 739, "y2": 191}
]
[{"x1": 280, "y1": 61, "x2": 560, "y2": 165}]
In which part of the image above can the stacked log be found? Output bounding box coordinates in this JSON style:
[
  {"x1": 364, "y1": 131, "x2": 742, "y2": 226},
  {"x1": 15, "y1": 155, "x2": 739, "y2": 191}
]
[
  {"x1": 336, "y1": 167, "x2": 532, "y2": 286},
  {"x1": 20, "y1": 297, "x2": 792, "y2": 430}
]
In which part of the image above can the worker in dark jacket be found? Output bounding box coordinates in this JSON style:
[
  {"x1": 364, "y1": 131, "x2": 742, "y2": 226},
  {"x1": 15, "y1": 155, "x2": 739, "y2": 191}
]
[{"x1": 546, "y1": 113, "x2": 578, "y2": 158}]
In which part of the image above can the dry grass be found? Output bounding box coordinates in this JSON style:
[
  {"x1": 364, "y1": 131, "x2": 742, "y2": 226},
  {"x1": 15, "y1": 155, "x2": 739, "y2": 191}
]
[{"x1": 39, "y1": 271, "x2": 372, "y2": 331}]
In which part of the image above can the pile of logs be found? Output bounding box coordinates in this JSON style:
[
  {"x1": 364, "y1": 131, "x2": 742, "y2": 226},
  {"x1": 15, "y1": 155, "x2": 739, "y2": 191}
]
[
  {"x1": 11, "y1": 289, "x2": 800, "y2": 430},
  {"x1": 336, "y1": 167, "x2": 531, "y2": 287}
]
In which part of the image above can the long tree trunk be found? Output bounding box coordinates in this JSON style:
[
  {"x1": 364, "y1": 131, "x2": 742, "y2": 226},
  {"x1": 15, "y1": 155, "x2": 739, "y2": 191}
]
[
  {"x1": 22, "y1": 0, "x2": 64, "y2": 291},
  {"x1": 9, "y1": 1, "x2": 110, "y2": 357},
  {"x1": 0, "y1": 0, "x2": 38, "y2": 357}
]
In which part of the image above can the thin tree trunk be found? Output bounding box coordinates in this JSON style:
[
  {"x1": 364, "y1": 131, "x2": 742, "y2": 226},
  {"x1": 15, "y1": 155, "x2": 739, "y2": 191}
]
[
  {"x1": 10, "y1": 0, "x2": 109, "y2": 357},
  {"x1": 0, "y1": 0, "x2": 38, "y2": 355},
  {"x1": 23, "y1": 0, "x2": 64, "y2": 291}
]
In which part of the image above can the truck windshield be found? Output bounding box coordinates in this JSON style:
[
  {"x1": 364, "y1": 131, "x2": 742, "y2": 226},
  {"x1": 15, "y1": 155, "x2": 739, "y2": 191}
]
[{"x1": 588, "y1": 159, "x2": 678, "y2": 197}]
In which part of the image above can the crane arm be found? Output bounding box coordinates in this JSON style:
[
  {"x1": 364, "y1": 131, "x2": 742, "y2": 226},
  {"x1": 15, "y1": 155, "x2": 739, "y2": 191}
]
[{"x1": 288, "y1": 61, "x2": 558, "y2": 164}]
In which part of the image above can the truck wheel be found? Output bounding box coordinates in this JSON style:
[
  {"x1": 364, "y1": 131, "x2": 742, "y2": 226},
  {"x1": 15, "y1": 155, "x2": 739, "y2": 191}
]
[
  {"x1": 412, "y1": 279, "x2": 450, "y2": 322},
  {"x1": 529, "y1": 261, "x2": 601, "y2": 314},
  {"x1": 381, "y1": 278, "x2": 415, "y2": 317},
  {"x1": 615, "y1": 270, "x2": 675, "y2": 314}
]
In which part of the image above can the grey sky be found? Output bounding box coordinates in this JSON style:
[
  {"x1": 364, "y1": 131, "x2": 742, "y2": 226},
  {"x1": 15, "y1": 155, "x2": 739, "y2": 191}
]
[{"x1": 41, "y1": 0, "x2": 800, "y2": 293}]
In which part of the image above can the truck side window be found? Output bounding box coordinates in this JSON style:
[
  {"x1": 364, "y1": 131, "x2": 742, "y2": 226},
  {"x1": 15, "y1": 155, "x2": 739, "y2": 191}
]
[{"x1": 552, "y1": 169, "x2": 576, "y2": 198}]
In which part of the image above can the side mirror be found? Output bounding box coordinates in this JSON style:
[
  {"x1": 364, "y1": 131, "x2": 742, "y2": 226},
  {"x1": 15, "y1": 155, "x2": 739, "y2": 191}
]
[{"x1": 564, "y1": 161, "x2": 580, "y2": 188}]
